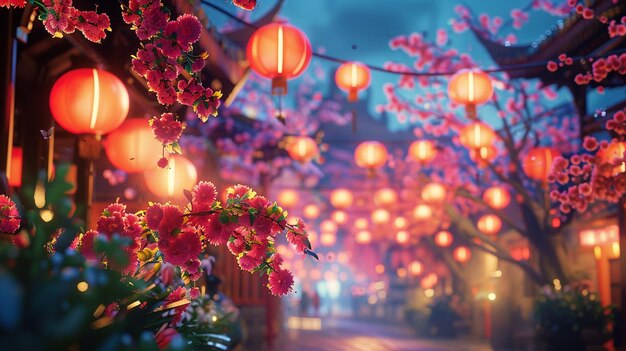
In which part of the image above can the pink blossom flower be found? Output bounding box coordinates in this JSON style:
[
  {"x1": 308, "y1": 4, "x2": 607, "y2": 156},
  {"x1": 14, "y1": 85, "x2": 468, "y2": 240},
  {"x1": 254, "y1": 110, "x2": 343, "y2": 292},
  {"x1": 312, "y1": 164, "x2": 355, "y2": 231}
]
[
  {"x1": 267, "y1": 269, "x2": 294, "y2": 296},
  {"x1": 191, "y1": 181, "x2": 217, "y2": 212},
  {"x1": 151, "y1": 113, "x2": 184, "y2": 145},
  {"x1": 0, "y1": 195, "x2": 20, "y2": 233},
  {"x1": 174, "y1": 14, "x2": 202, "y2": 47},
  {"x1": 160, "y1": 226, "x2": 202, "y2": 266}
]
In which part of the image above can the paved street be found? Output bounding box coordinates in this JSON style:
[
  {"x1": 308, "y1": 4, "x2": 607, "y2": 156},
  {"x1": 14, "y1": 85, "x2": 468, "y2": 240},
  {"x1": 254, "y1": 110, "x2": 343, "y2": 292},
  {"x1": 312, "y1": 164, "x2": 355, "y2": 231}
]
[{"x1": 274, "y1": 317, "x2": 492, "y2": 351}]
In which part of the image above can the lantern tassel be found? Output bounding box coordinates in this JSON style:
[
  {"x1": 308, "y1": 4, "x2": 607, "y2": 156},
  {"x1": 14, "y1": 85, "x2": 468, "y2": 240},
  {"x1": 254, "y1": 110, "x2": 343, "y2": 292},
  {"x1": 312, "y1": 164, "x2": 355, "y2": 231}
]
[
  {"x1": 276, "y1": 95, "x2": 286, "y2": 125},
  {"x1": 271, "y1": 77, "x2": 287, "y2": 96},
  {"x1": 348, "y1": 89, "x2": 358, "y2": 103},
  {"x1": 466, "y1": 104, "x2": 477, "y2": 120}
]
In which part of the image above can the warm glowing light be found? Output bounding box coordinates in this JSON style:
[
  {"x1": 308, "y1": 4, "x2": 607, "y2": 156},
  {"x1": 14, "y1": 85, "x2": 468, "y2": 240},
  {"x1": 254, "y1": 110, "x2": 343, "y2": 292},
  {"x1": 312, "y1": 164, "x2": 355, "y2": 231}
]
[
  {"x1": 375, "y1": 264, "x2": 385, "y2": 274},
  {"x1": 487, "y1": 292, "x2": 496, "y2": 301},
  {"x1": 424, "y1": 288, "x2": 435, "y2": 297},
  {"x1": 477, "y1": 214, "x2": 502, "y2": 235},
  {"x1": 409, "y1": 261, "x2": 423, "y2": 276},
  {"x1": 40, "y1": 209, "x2": 54, "y2": 222},
  {"x1": 483, "y1": 186, "x2": 511, "y2": 209},
  {"x1": 49, "y1": 68, "x2": 129, "y2": 135},
  {"x1": 579, "y1": 224, "x2": 619, "y2": 247},
  {"x1": 277, "y1": 189, "x2": 299, "y2": 208},
  {"x1": 396, "y1": 267, "x2": 407, "y2": 278},
  {"x1": 523, "y1": 147, "x2": 561, "y2": 182},
  {"x1": 331, "y1": 210, "x2": 349, "y2": 225},
  {"x1": 459, "y1": 121, "x2": 496, "y2": 150},
  {"x1": 420, "y1": 273, "x2": 438, "y2": 289},
  {"x1": 320, "y1": 220, "x2": 338, "y2": 234},
  {"x1": 510, "y1": 246, "x2": 531, "y2": 261},
  {"x1": 335, "y1": 62, "x2": 371, "y2": 102},
  {"x1": 34, "y1": 179, "x2": 46, "y2": 208},
  {"x1": 413, "y1": 204, "x2": 433, "y2": 220},
  {"x1": 330, "y1": 188, "x2": 353, "y2": 209},
  {"x1": 286, "y1": 136, "x2": 319, "y2": 163},
  {"x1": 144, "y1": 155, "x2": 197, "y2": 199},
  {"x1": 354, "y1": 141, "x2": 388, "y2": 169},
  {"x1": 448, "y1": 69, "x2": 493, "y2": 106},
  {"x1": 8, "y1": 147, "x2": 23, "y2": 187},
  {"x1": 104, "y1": 118, "x2": 162, "y2": 173},
  {"x1": 374, "y1": 188, "x2": 398, "y2": 207},
  {"x1": 354, "y1": 217, "x2": 369, "y2": 230},
  {"x1": 303, "y1": 204, "x2": 321, "y2": 219},
  {"x1": 355, "y1": 230, "x2": 372, "y2": 244},
  {"x1": 394, "y1": 217, "x2": 407, "y2": 229},
  {"x1": 470, "y1": 145, "x2": 498, "y2": 167},
  {"x1": 598, "y1": 141, "x2": 626, "y2": 175},
  {"x1": 421, "y1": 182, "x2": 446, "y2": 203},
  {"x1": 396, "y1": 231, "x2": 409, "y2": 244},
  {"x1": 320, "y1": 232, "x2": 336, "y2": 246},
  {"x1": 408, "y1": 140, "x2": 437, "y2": 164},
  {"x1": 453, "y1": 246, "x2": 472, "y2": 263},
  {"x1": 434, "y1": 230, "x2": 453, "y2": 247},
  {"x1": 77, "y1": 281, "x2": 89, "y2": 292},
  {"x1": 247, "y1": 23, "x2": 312, "y2": 95},
  {"x1": 371, "y1": 208, "x2": 391, "y2": 225}
]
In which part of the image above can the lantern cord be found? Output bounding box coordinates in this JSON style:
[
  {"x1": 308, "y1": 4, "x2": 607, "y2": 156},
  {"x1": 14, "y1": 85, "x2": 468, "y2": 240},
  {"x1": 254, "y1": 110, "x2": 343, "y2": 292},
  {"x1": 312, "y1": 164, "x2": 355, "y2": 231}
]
[{"x1": 202, "y1": 0, "x2": 626, "y2": 77}]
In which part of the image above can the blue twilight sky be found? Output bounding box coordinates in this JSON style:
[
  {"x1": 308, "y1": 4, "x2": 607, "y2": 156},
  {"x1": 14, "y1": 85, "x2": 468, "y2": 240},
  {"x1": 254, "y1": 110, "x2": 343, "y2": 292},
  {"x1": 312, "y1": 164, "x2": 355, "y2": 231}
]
[{"x1": 204, "y1": 0, "x2": 622, "y2": 131}]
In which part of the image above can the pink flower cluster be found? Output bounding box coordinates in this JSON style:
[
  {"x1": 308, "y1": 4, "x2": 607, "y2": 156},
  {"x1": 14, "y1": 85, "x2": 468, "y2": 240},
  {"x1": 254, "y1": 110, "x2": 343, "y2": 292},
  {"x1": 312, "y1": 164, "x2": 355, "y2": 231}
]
[
  {"x1": 0, "y1": 195, "x2": 20, "y2": 234},
  {"x1": 38, "y1": 0, "x2": 110, "y2": 43},
  {"x1": 77, "y1": 181, "x2": 312, "y2": 296},
  {"x1": 123, "y1": 0, "x2": 221, "y2": 148},
  {"x1": 550, "y1": 110, "x2": 626, "y2": 213},
  {"x1": 151, "y1": 113, "x2": 184, "y2": 145},
  {"x1": 608, "y1": 17, "x2": 626, "y2": 38}
]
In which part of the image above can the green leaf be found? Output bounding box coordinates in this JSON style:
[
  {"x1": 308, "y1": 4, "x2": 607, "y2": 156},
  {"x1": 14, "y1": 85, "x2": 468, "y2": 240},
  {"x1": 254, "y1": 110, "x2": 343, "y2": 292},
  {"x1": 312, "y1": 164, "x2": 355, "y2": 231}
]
[{"x1": 218, "y1": 211, "x2": 229, "y2": 224}]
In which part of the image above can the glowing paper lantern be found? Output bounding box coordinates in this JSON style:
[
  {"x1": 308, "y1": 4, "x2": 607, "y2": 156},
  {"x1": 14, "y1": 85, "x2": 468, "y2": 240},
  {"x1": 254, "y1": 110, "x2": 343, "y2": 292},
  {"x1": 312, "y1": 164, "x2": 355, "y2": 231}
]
[
  {"x1": 286, "y1": 136, "x2": 318, "y2": 163},
  {"x1": 434, "y1": 230, "x2": 453, "y2": 247},
  {"x1": 448, "y1": 69, "x2": 493, "y2": 119},
  {"x1": 335, "y1": 61, "x2": 371, "y2": 102},
  {"x1": 374, "y1": 188, "x2": 397, "y2": 207},
  {"x1": 413, "y1": 204, "x2": 433, "y2": 220},
  {"x1": 371, "y1": 209, "x2": 391, "y2": 225},
  {"x1": 396, "y1": 231, "x2": 409, "y2": 244},
  {"x1": 420, "y1": 273, "x2": 438, "y2": 289},
  {"x1": 483, "y1": 186, "x2": 511, "y2": 209},
  {"x1": 320, "y1": 232, "x2": 336, "y2": 246},
  {"x1": 394, "y1": 217, "x2": 407, "y2": 229},
  {"x1": 477, "y1": 214, "x2": 502, "y2": 235},
  {"x1": 510, "y1": 246, "x2": 531, "y2": 261},
  {"x1": 355, "y1": 230, "x2": 372, "y2": 244},
  {"x1": 421, "y1": 182, "x2": 446, "y2": 203},
  {"x1": 459, "y1": 121, "x2": 496, "y2": 150},
  {"x1": 8, "y1": 147, "x2": 23, "y2": 187},
  {"x1": 330, "y1": 188, "x2": 353, "y2": 209},
  {"x1": 331, "y1": 210, "x2": 348, "y2": 225},
  {"x1": 303, "y1": 204, "x2": 321, "y2": 219},
  {"x1": 354, "y1": 217, "x2": 369, "y2": 230},
  {"x1": 408, "y1": 140, "x2": 437, "y2": 164},
  {"x1": 104, "y1": 119, "x2": 162, "y2": 173},
  {"x1": 50, "y1": 68, "x2": 129, "y2": 135},
  {"x1": 409, "y1": 261, "x2": 423, "y2": 276},
  {"x1": 277, "y1": 189, "x2": 299, "y2": 208},
  {"x1": 354, "y1": 141, "x2": 388, "y2": 169},
  {"x1": 246, "y1": 22, "x2": 312, "y2": 95},
  {"x1": 598, "y1": 141, "x2": 626, "y2": 175},
  {"x1": 522, "y1": 147, "x2": 561, "y2": 182},
  {"x1": 320, "y1": 220, "x2": 338, "y2": 234},
  {"x1": 470, "y1": 145, "x2": 497, "y2": 167},
  {"x1": 144, "y1": 155, "x2": 197, "y2": 199},
  {"x1": 453, "y1": 246, "x2": 472, "y2": 263}
]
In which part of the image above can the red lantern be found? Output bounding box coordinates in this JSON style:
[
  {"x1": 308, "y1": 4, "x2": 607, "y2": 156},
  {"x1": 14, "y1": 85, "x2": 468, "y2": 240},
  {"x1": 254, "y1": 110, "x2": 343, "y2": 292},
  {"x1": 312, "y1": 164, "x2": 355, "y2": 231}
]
[
  {"x1": 409, "y1": 260, "x2": 423, "y2": 276},
  {"x1": 510, "y1": 246, "x2": 531, "y2": 261},
  {"x1": 330, "y1": 188, "x2": 353, "y2": 209},
  {"x1": 50, "y1": 68, "x2": 129, "y2": 135},
  {"x1": 246, "y1": 22, "x2": 312, "y2": 95},
  {"x1": 420, "y1": 273, "x2": 438, "y2": 289},
  {"x1": 483, "y1": 186, "x2": 511, "y2": 209},
  {"x1": 320, "y1": 220, "x2": 338, "y2": 234},
  {"x1": 320, "y1": 232, "x2": 336, "y2": 246},
  {"x1": 371, "y1": 209, "x2": 391, "y2": 225},
  {"x1": 8, "y1": 147, "x2": 23, "y2": 187},
  {"x1": 469, "y1": 145, "x2": 497, "y2": 167},
  {"x1": 448, "y1": 69, "x2": 493, "y2": 119},
  {"x1": 331, "y1": 210, "x2": 349, "y2": 225},
  {"x1": 286, "y1": 136, "x2": 319, "y2": 163},
  {"x1": 396, "y1": 231, "x2": 409, "y2": 244},
  {"x1": 408, "y1": 140, "x2": 437, "y2": 164},
  {"x1": 523, "y1": 147, "x2": 561, "y2": 182},
  {"x1": 303, "y1": 204, "x2": 321, "y2": 219},
  {"x1": 355, "y1": 230, "x2": 372, "y2": 244},
  {"x1": 104, "y1": 119, "x2": 162, "y2": 173},
  {"x1": 354, "y1": 141, "x2": 388, "y2": 169},
  {"x1": 422, "y1": 182, "x2": 446, "y2": 204},
  {"x1": 459, "y1": 121, "x2": 496, "y2": 150},
  {"x1": 477, "y1": 214, "x2": 502, "y2": 235},
  {"x1": 434, "y1": 230, "x2": 453, "y2": 247},
  {"x1": 144, "y1": 155, "x2": 197, "y2": 199},
  {"x1": 453, "y1": 246, "x2": 472, "y2": 263},
  {"x1": 335, "y1": 61, "x2": 371, "y2": 102},
  {"x1": 413, "y1": 204, "x2": 433, "y2": 220}
]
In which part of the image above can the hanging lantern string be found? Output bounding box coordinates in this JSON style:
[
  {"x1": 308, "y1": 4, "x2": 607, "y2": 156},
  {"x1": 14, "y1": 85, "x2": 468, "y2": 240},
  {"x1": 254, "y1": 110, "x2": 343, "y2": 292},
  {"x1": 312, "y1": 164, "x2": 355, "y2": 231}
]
[{"x1": 202, "y1": 0, "x2": 626, "y2": 77}]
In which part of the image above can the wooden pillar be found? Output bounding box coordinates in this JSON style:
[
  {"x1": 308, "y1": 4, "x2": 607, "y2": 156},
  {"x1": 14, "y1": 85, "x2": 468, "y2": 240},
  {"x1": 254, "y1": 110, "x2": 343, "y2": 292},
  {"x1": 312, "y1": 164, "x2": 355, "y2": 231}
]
[
  {"x1": 618, "y1": 199, "x2": 626, "y2": 351},
  {"x1": 0, "y1": 10, "x2": 16, "y2": 177}
]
